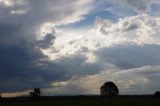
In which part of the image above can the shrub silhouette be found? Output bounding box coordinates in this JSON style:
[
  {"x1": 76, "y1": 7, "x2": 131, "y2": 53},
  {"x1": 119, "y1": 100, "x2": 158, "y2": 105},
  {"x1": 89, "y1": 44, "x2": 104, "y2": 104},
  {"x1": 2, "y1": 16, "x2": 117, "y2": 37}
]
[
  {"x1": 29, "y1": 88, "x2": 41, "y2": 97},
  {"x1": 154, "y1": 91, "x2": 160, "y2": 97},
  {"x1": 100, "y1": 81, "x2": 119, "y2": 97}
]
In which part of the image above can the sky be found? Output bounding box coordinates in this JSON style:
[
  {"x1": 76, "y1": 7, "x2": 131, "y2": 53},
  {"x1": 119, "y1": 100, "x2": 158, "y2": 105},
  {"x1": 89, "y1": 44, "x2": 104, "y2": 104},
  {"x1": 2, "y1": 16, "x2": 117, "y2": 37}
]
[{"x1": 0, "y1": 0, "x2": 160, "y2": 97}]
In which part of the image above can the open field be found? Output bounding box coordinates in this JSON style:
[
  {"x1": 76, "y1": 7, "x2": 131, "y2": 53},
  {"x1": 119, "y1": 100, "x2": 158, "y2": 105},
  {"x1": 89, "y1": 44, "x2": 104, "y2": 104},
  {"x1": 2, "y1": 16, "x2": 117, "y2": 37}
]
[{"x1": 0, "y1": 95, "x2": 160, "y2": 106}]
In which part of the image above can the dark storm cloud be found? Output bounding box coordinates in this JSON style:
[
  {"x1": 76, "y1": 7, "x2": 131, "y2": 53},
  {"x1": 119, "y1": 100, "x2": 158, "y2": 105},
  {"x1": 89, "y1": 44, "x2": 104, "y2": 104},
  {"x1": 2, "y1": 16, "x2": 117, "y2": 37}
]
[
  {"x1": 37, "y1": 33, "x2": 56, "y2": 49},
  {"x1": 0, "y1": 23, "x2": 22, "y2": 46},
  {"x1": 0, "y1": 24, "x2": 100, "y2": 92},
  {"x1": 0, "y1": 23, "x2": 19, "y2": 36},
  {"x1": 0, "y1": 0, "x2": 93, "y2": 93},
  {"x1": 0, "y1": 44, "x2": 101, "y2": 92},
  {"x1": 96, "y1": 44, "x2": 160, "y2": 69},
  {"x1": 0, "y1": 42, "x2": 63, "y2": 92},
  {"x1": 0, "y1": 22, "x2": 49, "y2": 92}
]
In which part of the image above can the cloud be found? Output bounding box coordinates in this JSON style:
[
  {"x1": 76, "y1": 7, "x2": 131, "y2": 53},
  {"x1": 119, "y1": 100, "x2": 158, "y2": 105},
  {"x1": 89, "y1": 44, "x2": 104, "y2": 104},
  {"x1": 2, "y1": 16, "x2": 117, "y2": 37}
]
[
  {"x1": 0, "y1": 0, "x2": 94, "y2": 47},
  {"x1": 113, "y1": 65, "x2": 160, "y2": 94},
  {"x1": 103, "y1": 0, "x2": 160, "y2": 13},
  {"x1": 37, "y1": 33, "x2": 56, "y2": 49},
  {"x1": 96, "y1": 44, "x2": 160, "y2": 69},
  {"x1": 2, "y1": 65, "x2": 160, "y2": 97},
  {"x1": 124, "y1": 0, "x2": 158, "y2": 13},
  {"x1": 45, "y1": 14, "x2": 160, "y2": 62},
  {"x1": 0, "y1": 0, "x2": 28, "y2": 7},
  {"x1": 0, "y1": 0, "x2": 94, "y2": 93},
  {"x1": 11, "y1": 65, "x2": 159, "y2": 96},
  {"x1": 95, "y1": 14, "x2": 160, "y2": 45},
  {"x1": 1, "y1": 0, "x2": 160, "y2": 96},
  {"x1": 2, "y1": 90, "x2": 30, "y2": 98},
  {"x1": 35, "y1": 12, "x2": 160, "y2": 95},
  {"x1": 53, "y1": 65, "x2": 160, "y2": 95}
]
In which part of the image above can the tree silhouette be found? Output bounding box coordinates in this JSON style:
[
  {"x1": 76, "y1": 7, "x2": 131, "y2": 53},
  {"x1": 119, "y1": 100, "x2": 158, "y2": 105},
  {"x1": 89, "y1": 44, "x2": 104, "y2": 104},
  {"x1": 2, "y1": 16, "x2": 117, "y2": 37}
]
[
  {"x1": 154, "y1": 91, "x2": 160, "y2": 97},
  {"x1": 29, "y1": 88, "x2": 41, "y2": 97},
  {"x1": 100, "y1": 81, "x2": 119, "y2": 97}
]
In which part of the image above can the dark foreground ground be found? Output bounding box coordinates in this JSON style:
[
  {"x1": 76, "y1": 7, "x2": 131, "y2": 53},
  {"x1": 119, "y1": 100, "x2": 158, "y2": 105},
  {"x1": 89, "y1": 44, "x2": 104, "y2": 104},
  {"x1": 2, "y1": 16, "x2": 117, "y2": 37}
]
[{"x1": 0, "y1": 95, "x2": 160, "y2": 106}]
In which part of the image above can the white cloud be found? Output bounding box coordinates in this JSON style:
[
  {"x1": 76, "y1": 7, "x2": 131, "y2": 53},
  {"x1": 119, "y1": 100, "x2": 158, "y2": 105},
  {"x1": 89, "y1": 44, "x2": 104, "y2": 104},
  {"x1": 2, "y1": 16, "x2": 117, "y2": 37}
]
[
  {"x1": 95, "y1": 14, "x2": 160, "y2": 45},
  {"x1": 103, "y1": 0, "x2": 160, "y2": 13},
  {"x1": 10, "y1": 9, "x2": 29, "y2": 15},
  {"x1": 36, "y1": 12, "x2": 160, "y2": 95},
  {"x1": 42, "y1": 14, "x2": 160, "y2": 63},
  {"x1": 0, "y1": 0, "x2": 27, "y2": 7}
]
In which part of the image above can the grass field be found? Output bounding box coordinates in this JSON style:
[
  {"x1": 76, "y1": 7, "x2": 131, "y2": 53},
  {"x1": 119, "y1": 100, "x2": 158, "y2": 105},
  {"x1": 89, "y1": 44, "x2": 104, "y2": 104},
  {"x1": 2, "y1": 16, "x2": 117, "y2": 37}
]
[{"x1": 0, "y1": 95, "x2": 160, "y2": 106}]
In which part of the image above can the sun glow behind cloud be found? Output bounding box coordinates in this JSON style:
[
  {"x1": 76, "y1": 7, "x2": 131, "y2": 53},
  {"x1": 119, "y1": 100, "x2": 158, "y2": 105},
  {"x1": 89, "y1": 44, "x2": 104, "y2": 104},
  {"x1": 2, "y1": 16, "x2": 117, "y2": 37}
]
[
  {"x1": 37, "y1": 13, "x2": 160, "y2": 95},
  {"x1": 1, "y1": 0, "x2": 160, "y2": 97},
  {"x1": 41, "y1": 14, "x2": 160, "y2": 62}
]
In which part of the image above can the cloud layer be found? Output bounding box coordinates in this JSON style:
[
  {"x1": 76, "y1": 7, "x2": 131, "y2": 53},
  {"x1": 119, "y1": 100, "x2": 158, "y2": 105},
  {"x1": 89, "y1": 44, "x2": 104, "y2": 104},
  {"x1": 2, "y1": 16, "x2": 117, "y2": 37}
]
[
  {"x1": 0, "y1": 0, "x2": 160, "y2": 97},
  {"x1": 0, "y1": 0, "x2": 94, "y2": 92}
]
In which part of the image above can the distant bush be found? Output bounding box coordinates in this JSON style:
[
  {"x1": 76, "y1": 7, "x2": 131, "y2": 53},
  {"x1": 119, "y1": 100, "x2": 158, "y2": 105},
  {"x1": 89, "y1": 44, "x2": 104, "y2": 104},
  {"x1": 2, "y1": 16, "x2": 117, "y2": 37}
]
[
  {"x1": 154, "y1": 91, "x2": 160, "y2": 97},
  {"x1": 29, "y1": 88, "x2": 41, "y2": 98}
]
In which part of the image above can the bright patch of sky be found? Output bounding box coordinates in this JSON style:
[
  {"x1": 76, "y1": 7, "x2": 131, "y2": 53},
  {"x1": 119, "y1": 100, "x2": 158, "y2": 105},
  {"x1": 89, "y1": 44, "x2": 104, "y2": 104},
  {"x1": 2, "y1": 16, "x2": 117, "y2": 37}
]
[
  {"x1": 58, "y1": 1, "x2": 137, "y2": 29},
  {"x1": 1, "y1": 0, "x2": 160, "y2": 97}
]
